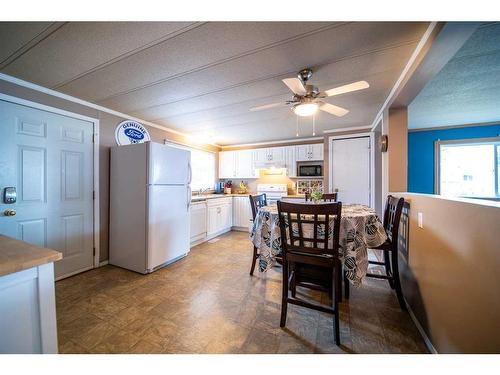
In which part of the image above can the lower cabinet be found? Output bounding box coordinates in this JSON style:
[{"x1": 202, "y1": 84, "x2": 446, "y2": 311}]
[
  {"x1": 232, "y1": 196, "x2": 253, "y2": 231},
  {"x1": 0, "y1": 263, "x2": 58, "y2": 353},
  {"x1": 206, "y1": 197, "x2": 233, "y2": 239},
  {"x1": 189, "y1": 195, "x2": 251, "y2": 247}
]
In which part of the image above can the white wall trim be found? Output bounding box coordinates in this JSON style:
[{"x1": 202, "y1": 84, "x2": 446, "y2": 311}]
[
  {"x1": 328, "y1": 133, "x2": 375, "y2": 208},
  {"x1": 369, "y1": 22, "x2": 439, "y2": 129},
  {"x1": 406, "y1": 299, "x2": 438, "y2": 354},
  {"x1": 220, "y1": 136, "x2": 323, "y2": 149},
  {"x1": 0, "y1": 93, "x2": 101, "y2": 277},
  {"x1": 99, "y1": 260, "x2": 109, "y2": 267},
  {"x1": 323, "y1": 125, "x2": 372, "y2": 134},
  {"x1": 0, "y1": 72, "x2": 189, "y2": 137}
]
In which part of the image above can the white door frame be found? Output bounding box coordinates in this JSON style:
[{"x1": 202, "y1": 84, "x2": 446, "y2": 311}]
[
  {"x1": 0, "y1": 93, "x2": 101, "y2": 272},
  {"x1": 328, "y1": 132, "x2": 375, "y2": 208}
]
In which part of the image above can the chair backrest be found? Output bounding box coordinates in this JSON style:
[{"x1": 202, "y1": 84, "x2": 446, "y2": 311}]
[
  {"x1": 249, "y1": 193, "x2": 267, "y2": 220},
  {"x1": 304, "y1": 192, "x2": 338, "y2": 202},
  {"x1": 383, "y1": 195, "x2": 405, "y2": 247},
  {"x1": 277, "y1": 201, "x2": 342, "y2": 259}
]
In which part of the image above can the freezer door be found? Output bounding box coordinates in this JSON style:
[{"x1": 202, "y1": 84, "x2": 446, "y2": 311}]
[
  {"x1": 147, "y1": 185, "x2": 190, "y2": 270},
  {"x1": 148, "y1": 142, "x2": 191, "y2": 185}
]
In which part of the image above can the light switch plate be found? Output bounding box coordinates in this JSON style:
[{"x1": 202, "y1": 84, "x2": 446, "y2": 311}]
[{"x1": 418, "y1": 212, "x2": 424, "y2": 228}]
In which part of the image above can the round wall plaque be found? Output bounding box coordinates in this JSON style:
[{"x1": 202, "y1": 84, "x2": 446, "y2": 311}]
[{"x1": 115, "y1": 120, "x2": 151, "y2": 145}]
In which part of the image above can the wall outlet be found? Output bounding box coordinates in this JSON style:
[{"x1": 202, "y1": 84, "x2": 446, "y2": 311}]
[{"x1": 418, "y1": 212, "x2": 424, "y2": 229}]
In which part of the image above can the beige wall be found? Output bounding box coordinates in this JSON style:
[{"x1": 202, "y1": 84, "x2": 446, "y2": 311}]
[
  {"x1": 0, "y1": 79, "x2": 219, "y2": 262},
  {"x1": 392, "y1": 193, "x2": 500, "y2": 353},
  {"x1": 388, "y1": 107, "x2": 408, "y2": 192}
]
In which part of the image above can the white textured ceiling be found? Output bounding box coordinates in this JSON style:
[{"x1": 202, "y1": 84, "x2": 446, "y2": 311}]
[
  {"x1": 409, "y1": 22, "x2": 500, "y2": 129},
  {"x1": 0, "y1": 22, "x2": 429, "y2": 145}
]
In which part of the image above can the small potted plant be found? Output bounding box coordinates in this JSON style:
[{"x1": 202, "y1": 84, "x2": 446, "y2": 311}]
[
  {"x1": 224, "y1": 181, "x2": 232, "y2": 194},
  {"x1": 310, "y1": 189, "x2": 323, "y2": 203}
]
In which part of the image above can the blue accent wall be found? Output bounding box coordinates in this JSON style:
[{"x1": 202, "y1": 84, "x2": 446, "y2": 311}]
[{"x1": 408, "y1": 124, "x2": 500, "y2": 193}]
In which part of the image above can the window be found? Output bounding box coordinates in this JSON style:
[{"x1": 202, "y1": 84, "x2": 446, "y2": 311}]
[
  {"x1": 437, "y1": 138, "x2": 500, "y2": 198},
  {"x1": 189, "y1": 148, "x2": 216, "y2": 191}
]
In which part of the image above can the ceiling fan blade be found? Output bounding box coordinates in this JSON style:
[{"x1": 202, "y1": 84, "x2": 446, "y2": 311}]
[
  {"x1": 249, "y1": 102, "x2": 285, "y2": 111},
  {"x1": 323, "y1": 80, "x2": 369, "y2": 97},
  {"x1": 320, "y1": 103, "x2": 349, "y2": 117},
  {"x1": 282, "y1": 78, "x2": 307, "y2": 95}
]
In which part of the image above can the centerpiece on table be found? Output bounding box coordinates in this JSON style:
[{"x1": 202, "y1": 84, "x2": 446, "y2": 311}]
[{"x1": 309, "y1": 189, "x2": 323, "y2": 203}]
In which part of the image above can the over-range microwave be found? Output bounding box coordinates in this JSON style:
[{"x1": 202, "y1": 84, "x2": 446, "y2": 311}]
[{"x1": 297, "y1": 162, "x2": 323, "y2": 177}]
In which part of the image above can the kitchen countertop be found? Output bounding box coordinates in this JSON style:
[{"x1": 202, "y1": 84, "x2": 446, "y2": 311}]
[
  {"x1": 191, "y1": 193, "x2": 305, "y2": 202},
  {"x1": 191, "y1": 193, "x2": 251, "y2": 202},
  {"x1": 0, "y1": 235, "x2": 62, "y2": 277}
]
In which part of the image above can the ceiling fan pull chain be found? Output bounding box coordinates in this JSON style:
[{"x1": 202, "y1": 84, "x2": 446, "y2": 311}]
[
  {"x1": 312, "y1": 114, "x2": 316, "y2": 136},
  {"x1": 296, "y1": 115, "x2": 299, "y2": 137}
]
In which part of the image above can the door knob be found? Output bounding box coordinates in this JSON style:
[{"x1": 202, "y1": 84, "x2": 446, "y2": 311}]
[{"x1": 3, "y1": 209, "x2": 16, "y2": 216}]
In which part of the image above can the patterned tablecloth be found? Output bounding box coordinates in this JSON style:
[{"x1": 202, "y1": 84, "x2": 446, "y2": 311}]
[{"x1": 250, "y1": 203, "x2": 387, "y2": 286}]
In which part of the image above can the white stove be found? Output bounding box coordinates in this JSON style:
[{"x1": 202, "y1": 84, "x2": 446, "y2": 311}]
[{"x1": 257, "y1": 183, "x2": 288, "y2": 204}]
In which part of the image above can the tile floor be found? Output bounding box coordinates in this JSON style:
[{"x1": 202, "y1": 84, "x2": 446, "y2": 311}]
[{"x1": 56, "y1": 231, "x2": 428, "y2": 354}]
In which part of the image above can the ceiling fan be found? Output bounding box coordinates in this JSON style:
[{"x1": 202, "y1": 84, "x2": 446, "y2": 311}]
[{"x1": 250, "y1": 68, "x2": 369, "y2": 117}]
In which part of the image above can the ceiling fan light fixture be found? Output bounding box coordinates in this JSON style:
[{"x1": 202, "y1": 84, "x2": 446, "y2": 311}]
[{"x1": 293, "y1": 102, "x2": 319, "y2": 117}]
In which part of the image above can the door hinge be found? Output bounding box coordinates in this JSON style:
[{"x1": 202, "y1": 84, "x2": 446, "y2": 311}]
[
  {"x1": 93, "y1": 247, "x2": 96, "y2": 256},
  {"x1": 93, "y1": 190, "x2": 95, "y2": 200}
]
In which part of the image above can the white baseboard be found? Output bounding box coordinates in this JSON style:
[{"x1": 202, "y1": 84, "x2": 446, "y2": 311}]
[
  {"x1": 405, "y1": 299, "x2": 438, "y2": 354},
  {"x1": 99, "y1": 260, "x2": 109, "y2": 267}
]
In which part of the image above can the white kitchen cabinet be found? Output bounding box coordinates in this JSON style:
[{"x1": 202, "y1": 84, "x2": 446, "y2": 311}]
[
  {"x1": 218, "y1": 151, "x2": 236, "y2": 179},
  {"x1": 268, "y1": 147, "x2": 285, "y2": 162},
  {"x1": 310, "y1": 143, "x2": 324, "y2": 160},
  {"x1": 219, "y1": 150, "x2": 256, "y2": 179},
  {"x1": 190, "y1": 201, "x2": 207, "y2": 246},
  {"x1": 232, "y1": 196, "x2": 252, "y2": 230},
  {"x1": 207, "y1": 197, "x2": 233, "y2": 238},
  {"x1": 296, "y1": 144, "x2": 324, "y2": 161},
  {"x1": 0, "y1": 264, "x2": 59, "y2": 353},
  {"x1": 235, "y1": 149, "x2": 256, "y2": 178},
  {"x1": 253, "y1": 147, "x2": 285, "y2": 164},
  {"x1": 285, "y1": 146, "x2": 297, "y2": 177}
]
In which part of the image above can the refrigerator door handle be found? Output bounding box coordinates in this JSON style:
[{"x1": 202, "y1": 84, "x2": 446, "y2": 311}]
[
  {"x1": 187, "y1": 185, "x2": 192, "y2": 212},
  {"x1": 187, "y1": 162, "x2": 192, "y2": 185}
]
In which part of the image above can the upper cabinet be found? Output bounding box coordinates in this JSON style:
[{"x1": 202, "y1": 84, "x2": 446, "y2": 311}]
[
  {"x1": 295, "y1": 143, "x2": 324, "y2": 161},
  {"x1": 219, "y1": 150, "x2": 257, "y2": 179},
  {"x1": 219, "y1": 151, "x2": 236, "y2": 179},
  {"x1": 219, "y1": 143, "x2": 323, "y2": 179},
  {"x1": 284, "y1": 146, "x2": 297, "y2": 177},
  {"x1": 235, "y1": 149, "x2": 255, "y2": 178},
  {"x1": 253, "y1": 147, "x2": 285, "y2": 164}
]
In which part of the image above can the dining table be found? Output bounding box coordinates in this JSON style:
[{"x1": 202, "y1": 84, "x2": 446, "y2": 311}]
[{"x1": 250, "y1": 200, "x2": 388, "y2": 286}]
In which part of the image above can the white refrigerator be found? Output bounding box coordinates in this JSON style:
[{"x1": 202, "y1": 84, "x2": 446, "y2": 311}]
[{"x1": 109, "y1": 142, "x2": 191, "y2": 273}]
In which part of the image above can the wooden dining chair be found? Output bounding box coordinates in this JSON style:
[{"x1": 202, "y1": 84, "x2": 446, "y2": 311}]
[
  {"x1": 345, "y1": 195, "x2": 407, "y2": 310},
  {"x1": 248, "y1": 194, "x2": 267, "y2": 275},
  {"x1": 305, "y1": 192, "x2": 338, "y2": 202},
  {"x1": 277, "y1": 200, "x2": 343, "y2": 345}
]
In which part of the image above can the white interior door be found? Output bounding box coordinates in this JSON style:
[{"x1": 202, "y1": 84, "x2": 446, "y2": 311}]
[
  {"x1": 330, "y1": 136, "x2": 371, "y2": 205},
  {"x1": 0, "y1": 100, "x2": 94, "y2": 279}
]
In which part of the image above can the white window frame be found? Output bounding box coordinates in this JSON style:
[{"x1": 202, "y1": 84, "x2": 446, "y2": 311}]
[{"x1": 434, "y1": 136, "x2": 500, "y2": 196}]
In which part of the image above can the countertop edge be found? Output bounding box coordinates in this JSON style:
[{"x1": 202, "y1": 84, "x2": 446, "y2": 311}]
[{"x1": 0, "y1": 235, "x2": 63, "y2": 278}]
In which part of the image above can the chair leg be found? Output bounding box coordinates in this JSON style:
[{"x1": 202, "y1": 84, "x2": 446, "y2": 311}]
[
  {"x1": 280, "y1": 260, "x2": 289, "y2": 327},
  {"x1": 343, "y1": 270, "x2": 350, "y2": 300},
  {"x1": 249, "y1": 246, "x2": 258, "y2": 276},
  {"x1": 336, "y1": 265, "x2": 342, "y2": 303},
  {"x1": 383, "y1": 250, "x2": 395, "y2": 289},
  {"x1": 391, "y1": 251, "x2": 407, "y2": 311},
  {"x1": 290, "y1": 268, "x2": 297, "y2": 298},
  {"x1": 333, "y1": 263, "x2": 340, "y2": 345}
]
